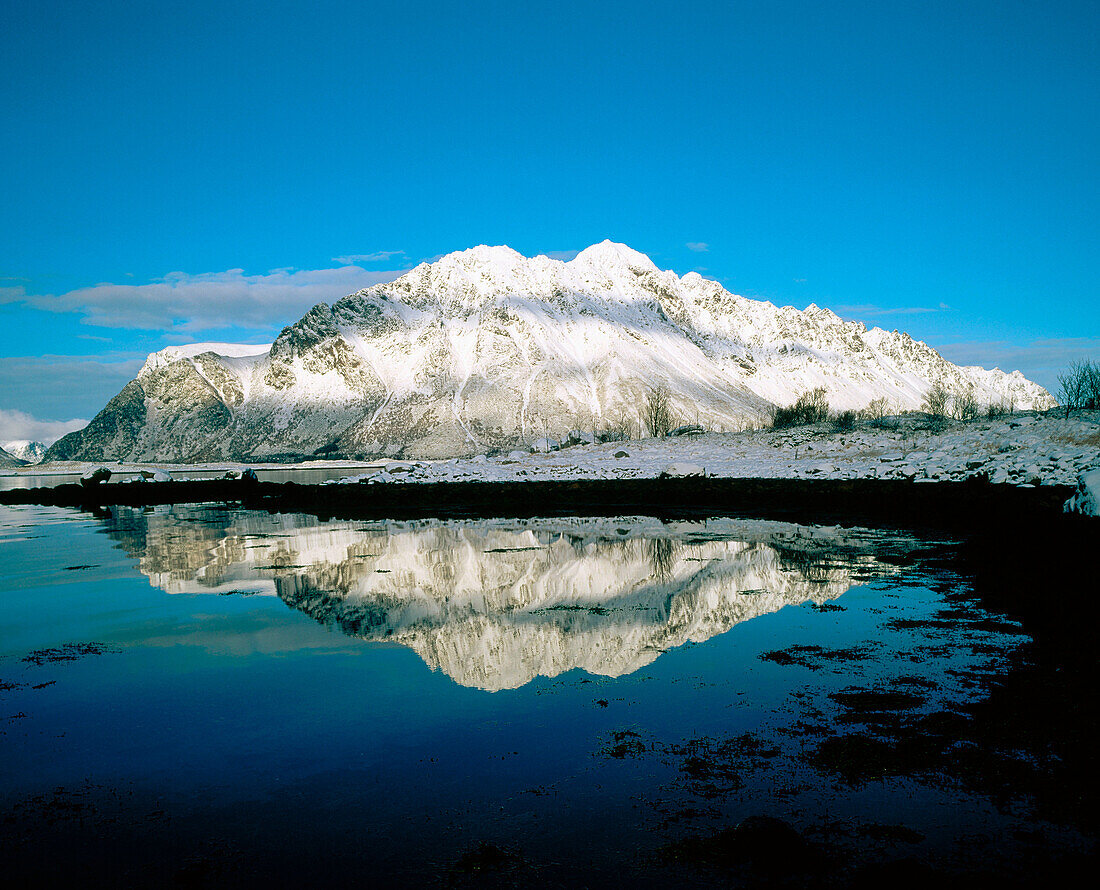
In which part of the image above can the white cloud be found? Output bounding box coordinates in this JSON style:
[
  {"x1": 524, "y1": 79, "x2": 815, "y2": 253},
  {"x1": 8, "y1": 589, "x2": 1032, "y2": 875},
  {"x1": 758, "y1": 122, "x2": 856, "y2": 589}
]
[
  {"x1": 686, "y1": 242, "x2": 709, "y2": 253},
  {"x1": 835, "y1": 303, "x2": 943, "y2": 316},
  {"x1": 332, "y1": 250, "x2": 406, "y2": 264},
  {"x1": 0, "y1": 353, "x2": 147, "y2": 421},
  {"x1": 0, "y1": 408, "x2": 88, "y2": 447},
  {"x1": 934, "y1": 337, "x2": 1100, "y2": 391},
  {"x1": 0, "y1": 264, "x2": 411, "y2": 332}
]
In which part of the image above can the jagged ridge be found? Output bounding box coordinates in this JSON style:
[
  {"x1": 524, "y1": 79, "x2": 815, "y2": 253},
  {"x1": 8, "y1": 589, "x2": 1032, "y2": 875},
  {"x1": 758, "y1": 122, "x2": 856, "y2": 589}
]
[{"x1": 47, "y1": 242, "x2": 1055, "y2": 462}]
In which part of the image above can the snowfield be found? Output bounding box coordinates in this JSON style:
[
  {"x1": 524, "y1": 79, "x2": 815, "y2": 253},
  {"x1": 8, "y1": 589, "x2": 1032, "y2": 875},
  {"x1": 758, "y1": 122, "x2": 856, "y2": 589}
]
[
  {"x1": 320, "y1": 410, "x2": 1098, "y2": 490},
  {"x1": 18, "y1": 410, "x2": 1098, "y2": 494},
  {"x1": 38, "y1": 410, "x2": 1096, "y2": 487}
]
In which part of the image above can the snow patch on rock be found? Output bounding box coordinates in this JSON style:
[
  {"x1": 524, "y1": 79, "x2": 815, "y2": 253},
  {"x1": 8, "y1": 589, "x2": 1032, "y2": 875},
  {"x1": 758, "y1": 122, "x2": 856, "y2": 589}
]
[{"x1": 1063, "y1": 469, "x2": 1100, "y2": 517}]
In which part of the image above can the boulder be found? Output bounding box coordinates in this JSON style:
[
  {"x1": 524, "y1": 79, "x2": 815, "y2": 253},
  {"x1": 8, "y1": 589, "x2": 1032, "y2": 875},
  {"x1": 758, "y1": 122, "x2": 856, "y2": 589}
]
[
  {"x1": 660, "y1": 463, "x2": 705, "y2": 478},
  {"x1": 80, "y1": 467, "x2": 112, "y2": 487},
  {"x1": 1063, "y1": 469, "x2": 1100, "y2": 517}
]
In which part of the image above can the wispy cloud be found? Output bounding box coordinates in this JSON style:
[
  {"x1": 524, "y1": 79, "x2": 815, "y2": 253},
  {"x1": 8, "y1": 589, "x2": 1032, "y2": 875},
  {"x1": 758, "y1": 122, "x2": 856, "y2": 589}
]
[
  {"x1": 541, "y1": 249, "x2": 581, "y2": 262},
  {"x1": 934, "y1": 337, "x2": 1100, "y2": 391},
  {"x1": 0, "y1": 264, "x2": 411, "y2": 332},
  {"x1": 0, "y1": 408, "x2": 89, "y2": 447},
  {"x1": 685, "y1": 242, "x2": 709, "y2": 253},
  {"x1": 332, "y1": 250, "x2": 406, "y2": 264},
  {"x1": 835, "y1": 303, "x2": 947, "y2": 317},
  {"x1": 0, "y1": 353, "x2": 148, "y2": 421}
]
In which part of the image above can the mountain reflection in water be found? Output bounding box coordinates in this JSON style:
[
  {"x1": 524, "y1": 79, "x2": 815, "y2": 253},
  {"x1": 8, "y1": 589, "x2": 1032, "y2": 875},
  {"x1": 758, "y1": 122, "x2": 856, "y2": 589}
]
[{"x1": 100, "y1": 507, "x2": 909, "y2": 691}]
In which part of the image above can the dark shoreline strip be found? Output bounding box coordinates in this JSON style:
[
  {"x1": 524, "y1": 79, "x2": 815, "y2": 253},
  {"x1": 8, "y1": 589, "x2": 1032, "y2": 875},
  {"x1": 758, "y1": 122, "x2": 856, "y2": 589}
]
[{"x1": 0, "y1": 476, "x2": 1079, "y2": 531}]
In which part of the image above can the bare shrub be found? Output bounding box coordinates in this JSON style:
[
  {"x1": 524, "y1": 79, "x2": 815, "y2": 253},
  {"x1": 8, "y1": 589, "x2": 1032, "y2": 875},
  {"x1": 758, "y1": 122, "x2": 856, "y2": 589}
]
[
  {"x1": 832, "y1": 409, "x2": 858, "y2": 431},
  {"x1": 602, "y1": 406, "x2": 638, "y2": 441},
  {"x1": 985, "y1": 398, "x2": 1014, "y2": 419},
  {"x1": 643, "y1": 384, "x2": 673, "y2": 438},
  {"x1": 952, "y1": 389, "x2": 979, "y2": 421},
  {"x1": 772, "y1": 387, "x2": 829, "y2": 428},
  {"x1": 922, "y1": 384, "x2": 950, "y2": 420},
  {"x1": 865, "y1": 397, "x2": 889, "y2": 421},
  {"x1": 1058, "y1": 359, "x2": 1100, "y2": 417}
]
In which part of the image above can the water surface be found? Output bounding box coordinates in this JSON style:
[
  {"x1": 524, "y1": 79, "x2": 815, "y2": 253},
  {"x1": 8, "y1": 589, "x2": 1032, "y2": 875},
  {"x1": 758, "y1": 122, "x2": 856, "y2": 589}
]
[{"x1": 0, "y1": 505, "x2": 1089, "y2": 886}]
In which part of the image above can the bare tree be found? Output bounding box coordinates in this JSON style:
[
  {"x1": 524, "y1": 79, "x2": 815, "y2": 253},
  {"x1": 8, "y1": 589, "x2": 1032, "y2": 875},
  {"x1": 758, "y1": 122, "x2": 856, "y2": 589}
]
[
  {"x1": 1058, "y1": 359, "x2": 1100, "y2": 417},
  {"x1": 771, "y1": 387, "x2": 829, "y2": 428},
  {"x1": 922, "y1": 383, "x2": 950, "y2": 420},
  {"x1": 952, "y1": 388, "x2": 979, "y2": 421},
  {"x1": 1088, "y1": 363, "x2": 1100, "y2": 408},
  {"x1": 643, "y1": 384, "x2": 673, "y2": 437},
  {"x1": 865, "y1": 396, "x2": 889, "y2": 422}
]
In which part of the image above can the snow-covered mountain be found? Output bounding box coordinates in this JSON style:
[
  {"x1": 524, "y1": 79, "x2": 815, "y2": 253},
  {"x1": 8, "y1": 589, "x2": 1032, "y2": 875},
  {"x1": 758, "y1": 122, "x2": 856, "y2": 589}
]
[
  {"x1": 101, "y1": 507, "x2": 901, "y2": 690},
  {"x1": 2, "y1": 440, "x2": 47, "y2": 465},
  {"x1": 0, "y1": 445, "x2": 26, "y2": 468},
  {"x1": 46, "y1": 241, "x2": 1054, "y2": 462}
]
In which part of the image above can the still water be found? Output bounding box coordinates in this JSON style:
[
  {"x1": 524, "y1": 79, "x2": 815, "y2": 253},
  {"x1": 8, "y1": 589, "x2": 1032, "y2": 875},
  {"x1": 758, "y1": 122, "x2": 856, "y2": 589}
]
[{"x1": 0, "y1": 505, "x2": 1089, "y2": 886}]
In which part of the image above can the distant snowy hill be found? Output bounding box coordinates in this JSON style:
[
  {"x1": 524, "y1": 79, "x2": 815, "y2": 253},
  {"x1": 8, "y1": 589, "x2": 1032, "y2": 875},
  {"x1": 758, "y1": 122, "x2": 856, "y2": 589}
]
[
  {"x1": 47, "y1": 241, "x2": 1055, "y2": 462},
  {"x1": 3, "y1": 440, "x2": 47, "y2": 465},
  {"x1": 0, "y1": 445, "x2": 27, "y2": 468}
]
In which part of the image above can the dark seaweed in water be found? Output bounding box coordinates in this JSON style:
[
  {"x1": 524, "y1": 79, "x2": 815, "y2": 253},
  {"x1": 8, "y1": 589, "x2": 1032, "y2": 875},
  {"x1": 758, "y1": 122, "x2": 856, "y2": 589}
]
[
  {"x1": 21, "y1": 642, "x2": 116, "y2": 665},
  {"x1": 759, "y1": 642, "x2": 879, "y2": 670}
]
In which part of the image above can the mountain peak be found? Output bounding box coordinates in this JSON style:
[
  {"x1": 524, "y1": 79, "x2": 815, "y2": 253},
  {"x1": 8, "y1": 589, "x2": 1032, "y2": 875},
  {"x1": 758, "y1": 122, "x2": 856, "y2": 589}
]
[
  {"x1": 445, "y1": 244, "x2": 526, "y2": 266},
  {"x1": 571, "y1": 240, "x2": 658, "y2": 273}
]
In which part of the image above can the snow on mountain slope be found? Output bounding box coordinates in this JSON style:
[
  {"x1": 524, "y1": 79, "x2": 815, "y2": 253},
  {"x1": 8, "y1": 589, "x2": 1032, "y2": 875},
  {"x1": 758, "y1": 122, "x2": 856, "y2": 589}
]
[
  {"x1": 2, "y1": 440, "x2": 48, "y2": 465},
  {"x1": 46, "y1": 241, "x2": 1055, "y2": 462},
  {"x1": 0, "y1": 445, "x2": 27, "y2": 468}
]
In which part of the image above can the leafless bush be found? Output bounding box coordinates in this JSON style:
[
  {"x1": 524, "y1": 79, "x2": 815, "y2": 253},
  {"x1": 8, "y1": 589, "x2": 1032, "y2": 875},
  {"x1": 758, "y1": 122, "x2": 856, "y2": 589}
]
[
  {"x1": 643, "y1": 384, "x2": 674, "y2": 437},
  {"x1": 985, "y1": 398, "x2": 1015, "y2": 419},
  {"x1": 831, "y1": 409, "x2": 858, "y2": 431},
  {"x1": 602, "y1": 407, "x2": 638, "y2": 441},
  {"x1": 865, "y1": 397, "x2": 889, "y2": 421},
  {"x1": 865, "y1": 396, "x2": 900, "y2": 429},
  {"x1": 922, "y1": 383, "x2": 950, "y2": 420},
  {"x1": 952, "y1": 388, "x2": 979, "y2": 421},
  {"x1": 772, "y1": 387, "x2": 829, "y2": 428},
  {"x1": 1057, "y1": 359, "x2": 1100, "y2": 417}
]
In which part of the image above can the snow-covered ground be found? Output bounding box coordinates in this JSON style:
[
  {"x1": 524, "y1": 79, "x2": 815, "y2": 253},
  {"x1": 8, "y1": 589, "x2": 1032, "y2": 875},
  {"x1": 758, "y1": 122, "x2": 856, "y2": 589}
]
[
  {"x1": 321, "y1": 410, "x2": 1099, "y2": 490},
  {"x1": 7, "y1": 411, "x2": 1098, "y2": 504}
]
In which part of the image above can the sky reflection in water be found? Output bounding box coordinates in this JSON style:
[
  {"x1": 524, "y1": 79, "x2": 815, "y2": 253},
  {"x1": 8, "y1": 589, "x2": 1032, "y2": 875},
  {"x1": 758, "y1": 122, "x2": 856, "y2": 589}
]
[{"x1": 0, "y1": 504, "x2": 1081, "y2": 885}]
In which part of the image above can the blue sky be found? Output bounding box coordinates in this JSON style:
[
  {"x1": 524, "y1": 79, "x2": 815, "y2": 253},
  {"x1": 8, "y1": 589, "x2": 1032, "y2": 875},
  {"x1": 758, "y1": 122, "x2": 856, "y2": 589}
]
[{"x1": 2, "y1": 0, "x2": 1097, "y2": 440}]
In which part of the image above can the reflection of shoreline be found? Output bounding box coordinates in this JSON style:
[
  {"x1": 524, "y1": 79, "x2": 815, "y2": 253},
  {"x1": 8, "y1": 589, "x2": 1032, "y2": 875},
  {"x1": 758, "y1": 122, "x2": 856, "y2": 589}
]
[{"x1": 101, "y1": 508, "x2": 905, "y2": 690}]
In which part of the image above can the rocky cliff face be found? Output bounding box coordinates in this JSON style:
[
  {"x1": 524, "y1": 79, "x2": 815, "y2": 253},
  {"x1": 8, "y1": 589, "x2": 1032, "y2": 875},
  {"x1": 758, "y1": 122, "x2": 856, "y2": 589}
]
[
  {"x1": 47, "y1": 241, "x2": 1055, "y2": 462},
  {"x1": 100, "y1": 507, "x2": 907, "y2": 690}
]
